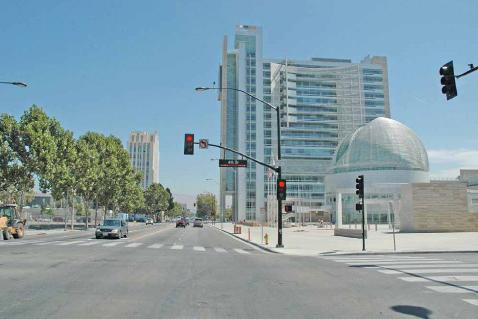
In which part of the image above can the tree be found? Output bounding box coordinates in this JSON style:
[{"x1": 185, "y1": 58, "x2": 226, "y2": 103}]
[
  {"x1": 0, "y1": 113, "x2": 34, "y2": 202},
  {"x1": 144, "y1": 183, "x2": 170, "y2": 218},
  {"x1": 224, "y1": 208, "x2": 233, "y2": 221},
  {"x1": 168, "y1": 202, "x2": 185, "y2": 219},
  {"x1": 196, "y1": 193, "x2": 216, "y2": 219}
]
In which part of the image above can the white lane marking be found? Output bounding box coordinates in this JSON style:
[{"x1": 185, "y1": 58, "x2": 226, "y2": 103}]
[
  {"x1": 323, "y1": 256, "x2": 427, "y2": 261},
  {"x1": 463, "y1": 299, "x2": 478, "y2": 306},
  {"x1": 363, "y1": 264, "x2": 478, "y2": 269},
  {"x1": 0, "y1": 241, "x2": 28, "y2": 246},
  {"x1": 103, "y1": 242, "x2": 122, "y2": 247},
  {"x1": 57, "y1": 240, "x2": 86, "y2": 246},
  {"x1": 336, "y1": 259, "x2": 442, "y2": 263},
  {"x1": 193, "y1": 246, "x2": 206, "y2": 252},
  {"x1": 78, "y1": 241, "x2": 100, "y2": 246},
  {"x1": 148, "y1": 243, "x2": 163, "y2": 249},
  {"x1": 234, "y1": 248, "x2": 249, "y2": 254},
  {"x1": 348, "y1": 261, "x2": 461, "y2": 266},
  {"x1": 399, "y1": 276, "x2": 478, "y2": 282},
  {"x1": 125, "y1": 243, "x2": 142, "y2": 248},
  {"x1": 33, "y1": 240, "x2": 63, "y2": 246},
  {"x1": 426, "y1": 286, "x2": 478, "y2": 293},
  {"x1": 214, "y1": 247, "x2": 227, "y2": 253},
  {"x1": 379, "y1": 268, "x2": 478, "y2": 275},
  {"x1": 170, "y1": 245, "x2": 183, "y2": 250}
]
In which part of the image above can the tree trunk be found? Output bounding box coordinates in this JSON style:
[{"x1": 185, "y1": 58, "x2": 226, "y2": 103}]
[
  {"x1": 84, "y1": 198, "x2": 89, "y2": 230},
  {"x1": 70, "y1": 193, "x2": 75, "y2": 231}
]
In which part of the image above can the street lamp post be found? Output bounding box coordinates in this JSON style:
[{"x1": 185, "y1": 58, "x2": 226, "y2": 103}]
[
  {"x1": 195, "y1": 86, "x2": 284, "y2": 248},
  {"x1": 0, "y1": 81, "x2": 27, "y2": 88}
]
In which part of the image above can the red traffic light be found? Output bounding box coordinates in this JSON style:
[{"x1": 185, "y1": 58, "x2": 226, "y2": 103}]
[
  {"x1": 278, "y1": 180, "x2": 285, "y2": 188},
  {"x1": 184, "y1": 133, "x2": 194, "y2": 155},
  {"x1": 186, "y1": 134, "x2": 193, "y2": 142}
]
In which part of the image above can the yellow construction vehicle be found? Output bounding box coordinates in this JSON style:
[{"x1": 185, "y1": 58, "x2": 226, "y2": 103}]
[{"x1": 0, "y1": 204, "x2": 26, "y2": 240}]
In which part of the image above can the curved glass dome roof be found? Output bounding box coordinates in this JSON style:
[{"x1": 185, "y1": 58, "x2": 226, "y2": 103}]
[{"x1": 333, "y1": 117, "x2": 429, "y2": 173}]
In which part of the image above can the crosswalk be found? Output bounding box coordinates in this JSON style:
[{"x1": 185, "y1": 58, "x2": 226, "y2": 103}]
[
  {"x1": 0, "y1": 239, "x2": 257, "y2": 255},
  {"x1": 322, "y1": 254, "x2": 478, "y2": 308}
]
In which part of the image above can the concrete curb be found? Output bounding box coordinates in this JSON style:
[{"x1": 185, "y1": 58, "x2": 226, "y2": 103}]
[{"x1": 209, "y1": 225, "x2": 280, "y2": 254}]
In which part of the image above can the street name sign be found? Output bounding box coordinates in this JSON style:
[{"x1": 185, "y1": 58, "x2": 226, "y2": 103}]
[{"x1": 219, "y1": 159, "x2": 247, "y2": 168}]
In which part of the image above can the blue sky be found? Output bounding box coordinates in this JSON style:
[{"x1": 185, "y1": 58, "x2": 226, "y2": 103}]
[{"x1": 1, "y1": 0, "x2": 478, "y2": 199}]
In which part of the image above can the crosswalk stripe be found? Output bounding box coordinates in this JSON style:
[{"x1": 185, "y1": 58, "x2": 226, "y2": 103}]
[
  {"x1": 148, "y1": 244, "x2": 163, "y2": 249},
  {"x1": 348, "y1": 261, "x2": 461, "y2": 266},
  {"x1": 234, "y1": 248, "x2": 249, "y2": 254},
  {"x1": 336, "y1": 258, "x2": 442, "y2": 263},
  {"x1": 171, "y1": 245, "x2": 183, "y2": 250},
  {"x1": 463, "y1": 299, "x2": 478, "y2": 306},
  {"x1": 78, "y1": 241, "x2": 100, "y2": 246},
  {"x1": 379, "y1": 268, "x2": 478, "y2": 275},
  {"x1": 399, "y1": 276, "x2": 478, "y2": 282},
  {"x1": 0, "y1": 241, "x2": 27, "y2": 245},
  {"x1": 125, "y1": 243, "x2": 142, "y2": 248},
  {"x1": 426, "y1": 286, "x2": 478, "y2": 293},
  {"x1": 214, "y1": 247, "x2": 227, "y2": 253},
  {"x1": 363, "y1": 264, "x2": 478, "y2": 269},
  {"x1": 103, "y1": 242, "x2": 122, "y2": 247},
  {"x1": 324, "y1": 256, "x2": 427, "y2": 261},
  {"x1": 33, "y1": 240, "x2": 63, "y2": 245},
  {"x1": 57, "y1": 240, "x2": 85, "y2": 246},
  {"x1": 193, "y1": 246, "x2": 206, "y2": 252}
]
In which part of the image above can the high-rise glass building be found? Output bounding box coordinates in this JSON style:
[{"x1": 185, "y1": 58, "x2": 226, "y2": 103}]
[
  {"x1": 219, "y1": 25, "x2": 390, "y2": 222},
  {"x1": 128, "y1": 131, "x2": 160, "y2": 189}
]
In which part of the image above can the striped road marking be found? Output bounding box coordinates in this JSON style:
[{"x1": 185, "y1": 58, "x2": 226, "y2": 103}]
[
  {"x1": 463, "y1": 299, "x2": 478, "y2": 306},
  {"x1": 348, "y1": 261, "x2": 462, "y2": 266},
  {"x1": 379, "y1": 268, "x2": 478, "y2": 275},
  {"x1": 362, "y1": 264, "x2": 478, "y2": 269},
  {"x1": 234, "y1": 249, "x2": 249, "y2": 254},
  {"x1": 33, "y1": 240, "x2": 64, "y2": 246},
  {"x1": 399, "y1": 276, "x2": 478, "y2": 282},
  {"x1": 426, "y1": 286, "x2": 478, "y2": 293},
  {"x1": 193, "y1": 246, "x2": 206, "y2": 252},
  {"x1": 148, "y1": 244, "x2": 163, "y2": 249},
  {"x1": 103, "y1": 242, "x2": 122, "y2": 247},
  {"x1": 125, "y1": 243, "x2": 142, "y2": 248},
  {"x1": 171, "y1": 245, "x2": 183, "y2": 250},
  {"x1": 78, "y1": 241, "x2": 101, "y2": 246},
  {"x1": 57, "y1": 240, "x2": 86, "y2": 246},
  {"x1": 214, "y1": 247, "x2": 227, "y2": 253}
]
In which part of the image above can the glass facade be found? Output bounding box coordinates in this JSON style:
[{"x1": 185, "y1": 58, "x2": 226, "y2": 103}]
[{"x1": 220, "y1": 26, "x2": 390, "y2": 221}]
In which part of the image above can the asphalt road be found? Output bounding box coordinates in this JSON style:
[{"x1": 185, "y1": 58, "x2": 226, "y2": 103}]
[{"x1": 1, "y1": 223, "x2": 477, "y2": 318}]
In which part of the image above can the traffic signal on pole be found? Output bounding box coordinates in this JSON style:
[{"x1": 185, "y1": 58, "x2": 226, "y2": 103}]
[
  {"x1": 355, "y1": 203, "x2": 363, "y2": 211},
  {"x1": 356, "y1": 175, "x2": 364, "y2": 198},
  {"x1": 277, "y1": 179, "x2": 286, "y2": 200},
  {"x1": 184, "y1": 134, "x2": 194, "y2": 155},
  {"x1": 439, "y1": 61, "x2": 458, "y2": 100}
]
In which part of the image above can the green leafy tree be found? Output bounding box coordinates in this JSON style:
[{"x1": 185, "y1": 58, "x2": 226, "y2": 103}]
[
  {"x1": 144, "y1": 183, "x2": 170, "y2": 218},
  {"x1": 196, "y1": 193, "x2": 217, "y2": 219},
  {"x1": 0, "y1": 113, "x2": 34, "y2": 202}
]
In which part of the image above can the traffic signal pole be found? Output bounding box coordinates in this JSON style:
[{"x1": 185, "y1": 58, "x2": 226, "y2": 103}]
[{"x1": 195, "y1": 86, "x2": 284, "y2": 248}]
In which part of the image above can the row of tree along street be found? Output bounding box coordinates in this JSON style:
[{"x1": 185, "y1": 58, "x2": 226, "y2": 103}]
[{"x1": 0, "y1": 105, "x2": 186, "y2": 228}]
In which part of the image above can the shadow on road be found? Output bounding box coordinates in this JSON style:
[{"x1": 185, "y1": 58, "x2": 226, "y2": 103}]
[{"x1": 391, "y1": 305, "x2": 432, "y2": 318}]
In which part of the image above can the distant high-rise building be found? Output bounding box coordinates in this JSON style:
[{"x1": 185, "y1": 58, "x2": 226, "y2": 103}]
[
  {"x1": 128, "y1": 131, "x2": 160, "y2": 189},
  {"x1": 218, "y1": 25, "x2": 391, "y2": 222}
]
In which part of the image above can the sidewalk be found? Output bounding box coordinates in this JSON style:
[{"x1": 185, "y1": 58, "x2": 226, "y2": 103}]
[{"x1": 213, "y1": 222, "x2": 478, "y2": 256}]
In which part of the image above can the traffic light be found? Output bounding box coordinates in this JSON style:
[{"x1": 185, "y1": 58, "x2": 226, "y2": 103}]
[
  {"x1": 439, "y1": 61, "x2": 457, "y2": 100},
  {"x1": 277, "y1": 179, "x2": 286, "y2": 200},
  {"x1": 284, "y1": 204, "x2": 292, "y2": 212},
  {"x1": 184, "y1": 133, "x2": 194, "y2": 155},
  {"x1": 355, "y1": 175, "x2": 364, "y2": 198},
  {"x1": 355, "y1": 203, "x2": 363, "y2": 211}
]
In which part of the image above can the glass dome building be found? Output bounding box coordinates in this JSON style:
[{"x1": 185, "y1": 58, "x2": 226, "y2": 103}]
[{"x1": 324, "y1": 117, "x2": 430, "y2": 225}]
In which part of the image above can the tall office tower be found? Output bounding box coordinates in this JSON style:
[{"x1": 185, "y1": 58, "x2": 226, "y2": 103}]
[
  {"x1": 128, "y1": 131, "x2": 160, "y2": 189},
  {"x1": 219, "y1": 25, "x2": 390, "y2": 222}
]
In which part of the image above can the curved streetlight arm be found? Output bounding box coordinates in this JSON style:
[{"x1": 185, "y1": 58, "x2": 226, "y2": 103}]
[
  {"x1": 0, "y1": 81, "x2": 27, "y2": 87},
  {"x1": 195, "y1": 87, "x2": 277, "y2": 111}
]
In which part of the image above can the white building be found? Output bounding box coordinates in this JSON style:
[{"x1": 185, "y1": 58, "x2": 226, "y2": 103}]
[
  {"x1": 324, "y1": 117, "x2": 430, "y2": 225},
  {"x1": 219, "y1": 25, "x2": 391, "y2": 222},
  {"x1": 127, "y1": 131, "x2": 160, "y2": 189}
]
